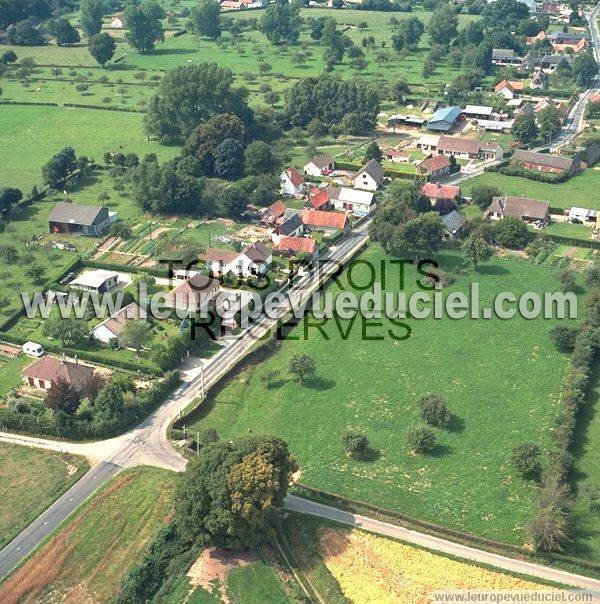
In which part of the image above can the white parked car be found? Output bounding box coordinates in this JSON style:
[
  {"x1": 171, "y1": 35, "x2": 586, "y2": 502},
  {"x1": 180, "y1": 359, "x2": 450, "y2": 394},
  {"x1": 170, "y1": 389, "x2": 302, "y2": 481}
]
[{"x1": 22, "y1": 341, "x2": 44, "y2": 357}]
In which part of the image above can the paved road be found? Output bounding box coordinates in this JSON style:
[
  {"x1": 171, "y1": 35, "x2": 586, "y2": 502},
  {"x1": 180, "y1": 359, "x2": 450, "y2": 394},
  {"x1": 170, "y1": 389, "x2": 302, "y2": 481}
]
[
  {"x1": 0, "y1": 461, "x2": 121, "y2": 580},
  {"x1": 284, "y1": 496, "x2": 600, "y2": 591}
]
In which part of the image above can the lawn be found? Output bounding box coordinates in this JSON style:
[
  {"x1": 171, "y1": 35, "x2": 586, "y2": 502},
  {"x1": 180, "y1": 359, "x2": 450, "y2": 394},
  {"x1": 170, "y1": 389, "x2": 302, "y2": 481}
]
[
  {"x1": 186, "y1": 246, "x2": 578, "y2": 545},
  {"x1": 463, "y1": 170, "x2": 600, "y2": 211},
  {"x1": 0, "y1": 443, "x2": 88, "y2": 549},
  {"x1": 0, "y1": 466, "x2": 176, "y2": 603}
]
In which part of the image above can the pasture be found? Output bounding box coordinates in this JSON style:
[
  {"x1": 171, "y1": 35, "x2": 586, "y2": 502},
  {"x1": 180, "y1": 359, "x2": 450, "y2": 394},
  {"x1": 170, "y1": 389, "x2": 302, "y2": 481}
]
[{"x1": 186, "y1": 246, "x2": 578, "y2": 545}]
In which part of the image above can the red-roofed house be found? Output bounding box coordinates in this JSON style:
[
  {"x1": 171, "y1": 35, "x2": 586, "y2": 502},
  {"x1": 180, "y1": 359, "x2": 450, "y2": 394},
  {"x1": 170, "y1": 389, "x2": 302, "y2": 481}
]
[
  {"x1": 306, "y1": 189, "x2": 331, "y2": 210},
  {"x1": 421, "y1": 182, "x2": 461, "y2": 204},
  {"x1": 385, "y1": 149, "x2": 410, "y2": 163},
  {"x1": 301, "y1": 210, "x2": 349, "y2": 233},
  {"x1": 22, "y1": 356, "x2": 96, "y2": 392},
  {"x1": 495, "y1": 80, "x2": 524, "y2": 100},
  {"x1": 275, "y1": 236, "x2": 318, "y2": 258},
  {"x1": 590, "y1": 93, "x2": 600, "y2": 104},
  {"x1": 280, "y1": 166, "x2": 305, "y2": 196},
  {"x1": 416, "y1": 155, "x2": 452, "y2": 181}
]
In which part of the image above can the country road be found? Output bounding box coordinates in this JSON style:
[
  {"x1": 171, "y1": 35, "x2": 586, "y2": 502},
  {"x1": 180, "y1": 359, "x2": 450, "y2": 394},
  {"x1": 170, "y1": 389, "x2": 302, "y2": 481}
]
[
  {"x1": 284, "y1": 496, "x2": 600, "y2": 592},
  {"x1": 2, "y1": 12, "x2": 600, "y2": 587}
]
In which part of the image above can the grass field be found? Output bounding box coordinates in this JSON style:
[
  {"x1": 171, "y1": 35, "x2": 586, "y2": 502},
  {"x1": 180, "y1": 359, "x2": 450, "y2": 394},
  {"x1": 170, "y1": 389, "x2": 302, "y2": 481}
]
[
  {"x1": 186, "y1": 246, "x2": 578, "y2": 545},
  {"x1": 0, "y1": 466, "x2": 176, "y2": 603},
  {"x1": 0, "y1": 443, "x2": 88, "y2": 549},
  {"x1": 463, "y1": 170, "x2": 600, "y2": 211},
  {"x1": 0, "y1": 104, "x2": 177, "y2": 193}
]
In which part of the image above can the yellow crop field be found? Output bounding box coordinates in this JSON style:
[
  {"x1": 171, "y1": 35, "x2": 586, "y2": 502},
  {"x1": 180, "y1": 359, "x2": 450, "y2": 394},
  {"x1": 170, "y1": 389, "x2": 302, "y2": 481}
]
[{"x1": 318, "y1": 527, "x2": 554, "y2": 603}]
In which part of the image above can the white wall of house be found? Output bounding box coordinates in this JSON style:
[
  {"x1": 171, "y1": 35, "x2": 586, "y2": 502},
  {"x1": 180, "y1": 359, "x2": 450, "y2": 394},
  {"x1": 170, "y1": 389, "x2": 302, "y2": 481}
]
[
  {"x1": 303, "y1": 162, "x2": 323, "y2": 177},
  {"x1": 353, "y1": 172, "x2": 379, "y2": 191},
  {"x1": 207, "y1": 253, "x2": 272, "y2": 276},
  {"x1": 280, "y1": 173, "x2": 301, "y2": 195},
  {"x1": 92, "y1": 324, "x2": 117, "y2": 344}
]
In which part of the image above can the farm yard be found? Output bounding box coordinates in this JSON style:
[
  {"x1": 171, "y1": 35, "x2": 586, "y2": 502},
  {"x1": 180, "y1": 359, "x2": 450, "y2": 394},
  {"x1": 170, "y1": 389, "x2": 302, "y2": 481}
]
[
  {"x1": 0, "y1": 443, "x2": 88, "y2": 549},
  {"x1": 184, "y1": 246, "x2": 580, "y2": 547}
]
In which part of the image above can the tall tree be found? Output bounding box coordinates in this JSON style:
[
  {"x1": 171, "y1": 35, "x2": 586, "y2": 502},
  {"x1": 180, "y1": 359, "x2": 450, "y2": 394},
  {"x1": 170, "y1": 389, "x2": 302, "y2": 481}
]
[
  {"x1": 511, "y1": 113, "x2": 539, "y2": 144},
  {"x1": 119, "y1": 320, "x2": 151, "y2": 355},
  {"x1": 88, "y1": 32, "x2": 116, "y2": 67},
  {"x1": 42, "y1": 147, "x2": 78, "y2": 188},
  {"x1": 174, "y1": 436, "x2": 297, "y2": 549},
  {"x1": 45, "y1": 377, "x2": 81, "y2": 415},
  {"x1": 259, "y1": 0, "x2": 301, "y2": 46},
  {"x1": 125, "y1": 1, "x2": 165, "y2": 53},
  {"x1": 80, "y1": 0, "x2": 104, "y2": 37},
  {"x1": 462, "y1": 234, "x2": 492, "y2": 271},
  {"x1": 538, "y1": 106, "x2": 562, "y2": 140},
  {"x1": 145, "y1": 64, "x2": 252, "y2": 144},
  {"x1": 427, "y1": 5, "x2": 458, "y2": 46},
  {"x1": 49, "y1": 18, "x2": 80, "y2": 46},
  {"x1": 190, "y1": 0, "x2": 221, "y2": 40}
]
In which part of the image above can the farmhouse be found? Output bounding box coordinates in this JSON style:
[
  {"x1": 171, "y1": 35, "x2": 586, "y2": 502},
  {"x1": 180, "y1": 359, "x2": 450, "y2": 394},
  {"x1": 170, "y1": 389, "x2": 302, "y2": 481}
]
[
  {"x1": 437, "y1": 136, "x2": 481, "y2": 160},
  {"x1": 303, "y1": 154, "x2": 335, "y2": 176},
  {"x1": 486, "y1": 196, "x2": 550, "y2": 224},
  {"x1": 48, "y1": 202, "x2": 114, "y2": 236},
  {"x1": 22, "y1": 356, "x2": 95, "y2": 392},
  {"x1": 205, "y1": 240, "x2": 272, "y2": 276},
  {"x1": 69, "y1": 269, "x2": 119, "y2": 293},
  {"x1": 109, "y1": 14, "x2": 124, "y2": 28},
  {"x1": 280, "y1": 166, "x2": 305, "y2": 196},
  {"x1": 275, "y1": 236, "x2": 318, "y2": 258},
  {"x1": 416, "y1": 155, "x2": 452, "y2": 181},
  {"x1": 426, "y1": 106, "x2": 462, "y2": 132},
  {"x1": 547, "y1": 31, "x2": 589, "y2": 53},
  {"x1": 353, "y1": 159, "x2": 384, "y2": 191},
  {"x1": 530, "y1": 68, "x2": 548, "y2": 90},
  {"x1": 385, "y1": 149, "x2": 410, "y2": 163},
  {"x1": 92, "y1": 302, "x2": 146, "y2": 344},
  {"x1": 441, "y1": 210, "x2": 466, "y2": 238},
  {"x1": 494, "y1": 80, "x2": 524, "y2": 100},
  {"x1": 511, "y1": 149, "x2": 585, "y2": 175},
  {"x1": 302, "y1": 210, "x2": 349, "y2": 233},
  {"x1": 327, "y1": 186, "x2": 375, "y2": 216},
  {"x1": 164, "y1": 273, "x2": 220, "y2": 314},
  {"x1": 421, "y1": 182, "x2": 461, "y2": 204}
]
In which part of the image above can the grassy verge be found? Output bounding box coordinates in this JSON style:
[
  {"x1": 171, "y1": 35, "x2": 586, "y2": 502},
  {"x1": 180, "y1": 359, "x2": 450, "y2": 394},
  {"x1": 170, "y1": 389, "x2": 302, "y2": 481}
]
[{"x1": 0, "y1": 443, "x2": 88, "y2": 549}]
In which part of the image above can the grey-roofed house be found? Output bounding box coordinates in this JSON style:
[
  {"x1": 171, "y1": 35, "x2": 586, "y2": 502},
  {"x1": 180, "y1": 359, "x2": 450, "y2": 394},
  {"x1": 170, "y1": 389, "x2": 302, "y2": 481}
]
[
  {"x1": 353, "y1": 159, "x2": 384, "y2": 191},
  {"x1": 271, "y1": 211, "x2": 304, "y2": 243},
  {"x1": 511, "y1": 149, "x2": 585, "y2": 175},
  {"x1": 48, "y1": 202, "x2": 114, "y2": 236},
  {"x1": 486, "y1": 196, "x2": 549, "y2": 225}
]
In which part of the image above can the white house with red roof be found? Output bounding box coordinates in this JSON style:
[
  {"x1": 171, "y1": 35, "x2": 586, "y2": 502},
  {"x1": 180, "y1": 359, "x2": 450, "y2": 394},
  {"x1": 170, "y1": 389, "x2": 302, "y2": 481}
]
[
  {"x1": 205, "y1": 241, "x2": 272, "y2": 277},
  {"x1": 280, "y1": 166, "x2": 305, "y2": 196}
]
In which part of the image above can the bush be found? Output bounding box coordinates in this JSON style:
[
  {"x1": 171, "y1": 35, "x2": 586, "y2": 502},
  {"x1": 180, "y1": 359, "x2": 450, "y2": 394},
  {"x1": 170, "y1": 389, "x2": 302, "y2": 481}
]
[
  {"x1": 548, "y1": 324, "x2": 578, "y2": 353},
  {"x1": 528, "y1": 504, "x2": 570, "y2": 552},
  {"x1": 509, "y1": 443, "x2": 541, "y2": 479},
  {"x1": 407, "y1": 425, "x2": 437, "y2": 454},
  {"x1": 342, "y1": 431, "x2": 370, "y2": 460},
  {"x1": 417, "y1": 394, "x2": 451, "y2": 427}
]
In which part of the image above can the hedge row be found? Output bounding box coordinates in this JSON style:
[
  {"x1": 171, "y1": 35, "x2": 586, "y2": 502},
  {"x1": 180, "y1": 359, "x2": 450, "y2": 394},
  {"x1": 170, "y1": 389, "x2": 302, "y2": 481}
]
[
  {"x1": 498, "y1": 164, "x2": 570, "y2": 184},
  {"x1": 62, "y1": 103, "x2": 145, "y2": 113},
  {"x1": 0, "y1": 100, "x2": 59, "y2": 107},
  {"x1": 0, "y1": 370, "x2": 179, "y2": 440},
  {"x1": 546, "y1": 234, "x2": 600, "y2": 250}
]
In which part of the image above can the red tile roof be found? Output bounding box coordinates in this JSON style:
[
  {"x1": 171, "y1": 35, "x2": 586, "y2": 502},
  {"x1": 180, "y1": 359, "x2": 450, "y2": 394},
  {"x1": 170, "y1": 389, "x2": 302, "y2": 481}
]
[
  {"x1": 285, "y1": 166, "x2": 304, "y2": 188},
  {"x1": 276, "y1": 236, "x2": 317, "y2": 254},
  {"x1": 591, "y1": 93, "x2": 600, "y2": 104},
  {"x1": 308, "y1": 189, "x2": 330, "y2": 209},
  {"x1": 421, "y1": 182, "x2": 460, "y2": 200},
  {"x1": 301, "y1": 209, "x2": 348, "y2": 230},
  {"x1": 419, "y1": 155, "x2": 451, "y2": 172},
  {"x1": 266, "y1": 200, "x2": 286, "y2": 218}
]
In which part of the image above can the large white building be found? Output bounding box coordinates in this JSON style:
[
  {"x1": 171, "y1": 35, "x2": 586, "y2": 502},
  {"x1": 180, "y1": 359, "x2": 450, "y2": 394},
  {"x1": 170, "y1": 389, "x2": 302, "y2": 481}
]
[{"x1": 328, "y1": 186, "x2": 374, "y2": 216}]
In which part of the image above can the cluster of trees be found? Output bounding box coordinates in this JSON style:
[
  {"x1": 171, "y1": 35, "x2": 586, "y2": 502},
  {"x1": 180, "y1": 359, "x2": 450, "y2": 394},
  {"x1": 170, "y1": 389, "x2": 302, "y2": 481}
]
[
  {"x1": 369, "y1": 180, "x2": 444, "y2": 257},
  {"x1": 407, "y1": 394, "x2": 456, "y2": 454},
  {"x1": 124, "y1": 1, "x2": 165, "y2": 53},
  {"x1": 260, "y1": 0, "x2": 301, "y2": 46},
  {"x1": 285, "y1": 75, "x2": 380, "y2": 135},
  {"x1": 41, "y1": 147, "x2": 91, "y2": 190}
]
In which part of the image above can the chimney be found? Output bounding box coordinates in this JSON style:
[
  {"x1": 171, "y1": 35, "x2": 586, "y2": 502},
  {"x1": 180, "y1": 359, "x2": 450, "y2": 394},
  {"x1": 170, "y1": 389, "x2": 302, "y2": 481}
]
[{"x1": 74, "y1": 355, "x2": 78, "y2": 365}]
